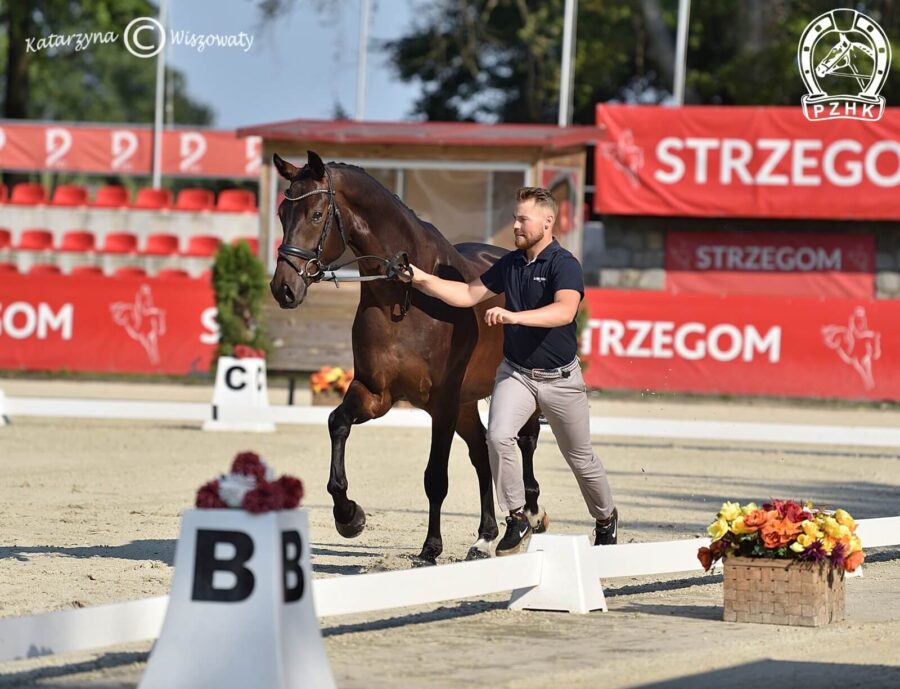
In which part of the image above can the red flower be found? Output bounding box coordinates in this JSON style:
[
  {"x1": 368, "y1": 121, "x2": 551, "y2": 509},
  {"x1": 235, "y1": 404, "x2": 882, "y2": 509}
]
[
  {"x1": 196, "y1": 480, "x2": 226, "y2": 508},
  {"x1": 242, "y1": 481, "x2": 285, "y2": 513},
  {"x1": 697, "y1": 546, "x2": 713, "y2": 571},
  {"x1": 233, "y1": 344, "x2": 265, "y2": 359},
  {"x1": 276, "y1": 476, "x2": 304, "y2": 509},
  {"x1": 231, "y1": 452, "x2": 266, "y2": 482}
]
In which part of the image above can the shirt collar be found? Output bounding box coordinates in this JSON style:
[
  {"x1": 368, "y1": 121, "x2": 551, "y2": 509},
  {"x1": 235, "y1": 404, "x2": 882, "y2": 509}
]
[{"x1": 519, "y1": 238, "x2": 561, "y2": 265}]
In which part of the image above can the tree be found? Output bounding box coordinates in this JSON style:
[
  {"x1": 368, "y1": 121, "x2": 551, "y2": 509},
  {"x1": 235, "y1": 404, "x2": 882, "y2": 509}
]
[
  {"x1": 384, "y1": 0, "x2": 900, "y2": 123},
  {"x1": 212, "y1": 240, "x2": 270, "y2": 359},
  {"x1": 0, "y1": 0, "x2": 212, "y2": 124}
]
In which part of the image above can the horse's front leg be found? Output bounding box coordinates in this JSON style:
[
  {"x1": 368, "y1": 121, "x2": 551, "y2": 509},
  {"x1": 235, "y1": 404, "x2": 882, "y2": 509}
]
[
  {"x1": 328, "y1": 378, "x2": 392, "y2": 538},
  {"x1": 517, "y1": 411, "x2": 549, "y2": 532},
  {"x1": 417, "y1": 402, "x2": 461, "y2": 564}
]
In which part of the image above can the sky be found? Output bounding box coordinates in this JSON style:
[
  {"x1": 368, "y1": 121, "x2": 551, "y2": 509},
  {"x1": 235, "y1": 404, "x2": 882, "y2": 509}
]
[{"x1": 164, "y1": 0, "x2": 423, "y2": 129}]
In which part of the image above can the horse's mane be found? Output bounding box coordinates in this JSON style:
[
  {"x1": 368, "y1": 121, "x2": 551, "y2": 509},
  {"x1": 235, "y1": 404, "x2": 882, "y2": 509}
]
[{"x1": 326, "y1": 162, "x2": 459, "y2": 255}]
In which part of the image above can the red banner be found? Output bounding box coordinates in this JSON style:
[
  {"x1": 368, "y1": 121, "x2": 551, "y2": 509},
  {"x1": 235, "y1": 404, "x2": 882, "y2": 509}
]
[
  {"x1": 0, "y1": 121, "x2": 261, "y2": 178},
  {"x1": 0, "y1": 273, "x2": 216, "y2": 374},
  {"x1": 594, "y1": 105, "x2": 900, "y2": 219},
  {"x1": 665, "y1": 231, "x2": 874, "y2": 298},
  {"x1": 580, "y1": 289, "x2": 899, "y2": 401}
]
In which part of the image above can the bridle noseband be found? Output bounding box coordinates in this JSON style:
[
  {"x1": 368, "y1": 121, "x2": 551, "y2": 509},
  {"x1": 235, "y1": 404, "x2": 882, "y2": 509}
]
[{"x1": 277, "y1": 166, "x2": 413, "y2": 315}]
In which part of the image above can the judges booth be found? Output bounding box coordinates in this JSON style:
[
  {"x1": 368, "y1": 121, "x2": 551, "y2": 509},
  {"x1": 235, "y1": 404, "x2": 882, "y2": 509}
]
[{"x1": 237, "y1": 120, "x2": 603, "y2": 272}]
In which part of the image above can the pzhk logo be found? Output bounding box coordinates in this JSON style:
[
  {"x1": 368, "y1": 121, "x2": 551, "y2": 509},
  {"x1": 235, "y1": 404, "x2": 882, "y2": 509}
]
[{"x1": 798, "y1": 9, "x2": 891, "y2": 122}]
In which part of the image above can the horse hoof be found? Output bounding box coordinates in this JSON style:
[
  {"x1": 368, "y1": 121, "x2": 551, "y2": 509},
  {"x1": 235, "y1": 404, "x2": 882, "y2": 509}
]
[
  {"x1": 466, "y1": 536, "x2": 496, "y2": 560},
  {"x1": 411, "y1": 554, "x2": 437, "y2": 567},
  {"x1": 525, "y1": 507, "x2": 550, "y2": 534},
  {"x1": 466, "y1": 546, "x2": 491, "y2": 561},
  {"x1": 335, "y1": 502, "x2": 366, "y2": 538}
]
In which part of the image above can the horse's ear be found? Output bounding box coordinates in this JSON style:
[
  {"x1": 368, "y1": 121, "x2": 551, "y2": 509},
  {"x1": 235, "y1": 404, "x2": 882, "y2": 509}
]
[
  {"x1": 273, "y1": 153, "x2": 300, "y2": 181},
  {"x1": 307, "y1": 150, "x2": 326, "y2": 180}
]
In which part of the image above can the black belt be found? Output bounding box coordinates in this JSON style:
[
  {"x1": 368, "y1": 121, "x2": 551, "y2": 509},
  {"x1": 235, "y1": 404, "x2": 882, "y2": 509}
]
[{"x1": 506, "y1": 357, "x2": 579, "y2": 381}]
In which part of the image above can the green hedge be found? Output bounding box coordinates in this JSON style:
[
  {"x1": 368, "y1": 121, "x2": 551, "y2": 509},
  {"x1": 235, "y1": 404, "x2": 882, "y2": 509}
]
[{"x1": 211, "y1": 240, "x2": 269, "y2": 359}]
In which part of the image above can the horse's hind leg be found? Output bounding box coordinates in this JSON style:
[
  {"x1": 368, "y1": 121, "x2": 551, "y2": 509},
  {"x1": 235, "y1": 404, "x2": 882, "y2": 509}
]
[
  {"x1": 417, "y1": 404, "x2": 460, "y2": 564},
  {"x1": 455, "y1": 401, "x2": 499, "y2": 560},
  {"x1": 517, "y1": 411, "x2": 548, "y2": 532},
  {"x1": 327, "y1": 379, "x2": 392, "y2": 538}
]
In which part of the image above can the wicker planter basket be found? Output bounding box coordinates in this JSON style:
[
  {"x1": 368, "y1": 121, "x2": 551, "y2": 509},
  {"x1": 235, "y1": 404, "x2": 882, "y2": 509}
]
[{"x1": 723, "y1": 556, "x2": 845, "y2": 627}]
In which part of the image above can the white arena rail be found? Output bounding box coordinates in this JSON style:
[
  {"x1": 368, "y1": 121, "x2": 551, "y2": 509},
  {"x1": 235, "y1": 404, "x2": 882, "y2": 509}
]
[
  {"x1": 0, "y1": 517, "x2": 897, "y2": 664},
  {"x1": 7, "y1": 394, "x2": 900, "y2": 447}
]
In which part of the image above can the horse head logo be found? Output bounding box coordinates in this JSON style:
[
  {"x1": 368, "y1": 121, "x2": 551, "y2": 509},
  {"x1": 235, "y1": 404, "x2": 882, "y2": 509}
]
[
  {"x1": 799, "y1": 9, "x2": 891, "y2": 122},
  {"x1": 110, "y1": 285, "x2": 167, "y2": 365},
  {"x1": 821, "y1": 306, "x2": 881, "y2": 390}
]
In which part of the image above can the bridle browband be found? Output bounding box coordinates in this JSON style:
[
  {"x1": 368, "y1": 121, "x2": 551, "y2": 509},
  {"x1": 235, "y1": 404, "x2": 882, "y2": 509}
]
[{"x1": 277, "y1": 166, "x2": 413, "y2": 315}]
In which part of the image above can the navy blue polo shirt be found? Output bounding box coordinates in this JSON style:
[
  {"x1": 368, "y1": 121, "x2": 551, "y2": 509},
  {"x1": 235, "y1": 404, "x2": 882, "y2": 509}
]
[{"x1": 480, "y1": 239, "x2": 584, "y2": 369}]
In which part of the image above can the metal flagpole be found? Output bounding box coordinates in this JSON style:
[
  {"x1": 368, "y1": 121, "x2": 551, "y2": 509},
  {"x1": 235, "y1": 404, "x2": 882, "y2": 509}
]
[
  {"x1": 151, "y1": 0, "x2": 169, "y2": 189},
  {"x1": 558, "y1": 0, "x2": 577, "y2": 126},
  {"x1": 673, "y1": 0, "x2": 691, "y2": 105},
  {"x1": 355, "y1": 0, "x2": 370, "y2": 120}
]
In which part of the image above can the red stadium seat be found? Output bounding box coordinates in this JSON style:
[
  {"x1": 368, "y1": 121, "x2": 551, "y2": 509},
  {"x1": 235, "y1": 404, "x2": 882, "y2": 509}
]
[
  {"x1": 183, "y1": 235, "x2": 221, "y2": 257},
  {"x1": 0, "y1": 262, "x2": 18, "y2": 273},
  {"x1": 59, "y1": 230, "x2": 96, "y2": 252},
  {"x1": 232, "y1": 236, "x2": 259, "y2": 254},
  {"x1": 93, "y1": 185, "x2": 131, "y2": 208},
  {"x1": 0, "y1": 228, "x2": 11, "y2": 249},
  {"x1": 157, "y1": 268, "x2": 191, "y2": 279},
  {"x1": 51, "y1": 184, "x2": 88, "y2": 207},
  {"x1": 71, "y1": 265, "x2": 105, "y2": 276},
  {"x1": 16, "y1": 229, "x2": 54, "y2": 250},
  {"x1": 101, "y1": 232, "x2": 139, "y2": 254},
  {"x1": 29, "y1": 264, "x2": 62, "y2": 276},
  {"x1": 10, "y1": 183, "x2": 47, "y2": 205},
  {"x1": 133, "y1": 187, "x2": 172, "y2": 210},
  {"x1": 0, "y1": 184, "x2": 7, "y2": 203},
  {"x1": 216, "y1": 189, "x2": 257, "y2": 213},
  {"x1": 142, "y1": 233, "x2": 180, "y2": 255},
  {"x1": 175, "y1": 188, "x2": 215, "y2": 211},
  {"x1": 114, "y1": 266, "x2": 147, "y2": 278}
]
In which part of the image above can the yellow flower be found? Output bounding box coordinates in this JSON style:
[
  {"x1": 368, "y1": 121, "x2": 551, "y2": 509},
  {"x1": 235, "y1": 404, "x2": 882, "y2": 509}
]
[
  {"x1": 835, "y1": 509, "x2": 857, "y2": 531},
  {"x1": 801, "y1": 520, "x2": 822, "y2": 539},
  {"x1": 707, "y1": 518, "x2": 729, "y2": 541},
  {"x1": 741, "y1": 502, "x2": 760, "y2": 515},
  {"x1": 731, "y1": 516, "x2": 754, "y2": 535},
  {"x1": 849, "y1": 535, "x2": 862, "y2": 553},
  {"x1": 719, "y1": 501, "x2": 742, "y2": 522},
  {"x1": 823, "y1": 516, "x2": 845, "y2": 539},
  {"x1": 789, "y1": 541, "x2": 806, "y2": 553},
  {"x1": 822, "y1": 536, "x2": 836, "y2": 553},
  {"x1": 796, "y1": 533, "x2": 817, "y2": 548}
]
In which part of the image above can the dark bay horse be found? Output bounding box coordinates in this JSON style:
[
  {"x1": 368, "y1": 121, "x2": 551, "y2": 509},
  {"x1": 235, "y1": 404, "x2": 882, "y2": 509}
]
[{"x1": 270, "y1": 150, "x2": 543, "y2": 563}]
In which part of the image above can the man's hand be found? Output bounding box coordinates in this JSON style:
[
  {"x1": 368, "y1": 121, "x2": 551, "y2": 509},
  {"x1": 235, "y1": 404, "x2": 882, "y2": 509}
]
[{"x1": 485, "y1": 307, "x2": 518, "y2": 326}]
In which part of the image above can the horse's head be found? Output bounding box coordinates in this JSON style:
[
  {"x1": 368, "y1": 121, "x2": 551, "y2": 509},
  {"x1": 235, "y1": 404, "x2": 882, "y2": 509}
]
[{"x1": 270, "y1": 150, "x2": 346, "y2": 308}]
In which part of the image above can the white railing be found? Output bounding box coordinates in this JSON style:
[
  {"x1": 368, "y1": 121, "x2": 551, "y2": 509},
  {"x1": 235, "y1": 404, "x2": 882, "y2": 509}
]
[{"x1": 1, "y1": 517, "x2": 897, "y2": 664}]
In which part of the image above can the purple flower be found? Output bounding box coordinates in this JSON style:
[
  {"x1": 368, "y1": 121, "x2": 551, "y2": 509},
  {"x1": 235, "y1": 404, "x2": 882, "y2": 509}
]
[
  {"x1": 799, "y1": 541, "x2": 828, "y2": 562},
  {"x1": 830, "y1": 542, "x2": 847, "y2": 569}
]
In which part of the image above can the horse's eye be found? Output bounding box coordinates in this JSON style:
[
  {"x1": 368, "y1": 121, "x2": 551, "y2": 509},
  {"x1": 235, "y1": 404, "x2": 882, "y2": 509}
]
[{"x1": 312, "y1": 210, "x2": 323, "y2": 221}]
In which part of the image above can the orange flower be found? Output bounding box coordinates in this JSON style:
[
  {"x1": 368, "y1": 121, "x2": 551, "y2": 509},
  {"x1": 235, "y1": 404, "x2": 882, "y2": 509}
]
[
  {"x1": 845, "y1": 550, "x2": 865, "y2": 572},
  {"x1": 759, "y1": 515, "x2": 802, "y2": 548},
  {"x1": 743, "y1": 509, "x2": 774, "y2": 532}
]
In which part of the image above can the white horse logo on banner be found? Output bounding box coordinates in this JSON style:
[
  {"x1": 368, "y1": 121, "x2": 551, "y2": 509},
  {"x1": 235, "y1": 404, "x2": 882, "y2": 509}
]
[
  {"x1": 798, "y1": 9, "x2": 891, "y2": 121},
  {"x1": 110, "y1": 285, "x2": 167, "y2": 364},
  {"x1": 821, "y1": 306, "x2": 881, "y2": 390}
]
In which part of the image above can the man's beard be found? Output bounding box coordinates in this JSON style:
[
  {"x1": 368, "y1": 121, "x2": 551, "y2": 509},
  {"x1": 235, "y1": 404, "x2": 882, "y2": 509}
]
[{"x1": 514, "y1": 232, "x2": 541, "y2": 250}]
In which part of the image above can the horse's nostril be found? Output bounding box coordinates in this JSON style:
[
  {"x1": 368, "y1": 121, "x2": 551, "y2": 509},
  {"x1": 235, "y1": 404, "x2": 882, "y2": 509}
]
[{"x1": 281, "y1": 283, "x2": 294, "y2": 303}]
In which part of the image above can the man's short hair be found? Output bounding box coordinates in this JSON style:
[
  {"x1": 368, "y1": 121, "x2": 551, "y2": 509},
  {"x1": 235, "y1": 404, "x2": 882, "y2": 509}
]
[{"x1": 517, "y1": 187, "x2": 558, "y2": 218}]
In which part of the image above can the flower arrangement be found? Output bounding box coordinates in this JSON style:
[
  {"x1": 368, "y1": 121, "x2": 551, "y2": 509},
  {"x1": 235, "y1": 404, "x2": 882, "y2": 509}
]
[
  {"x1": 698, "y1": 499, "x2": 864, "y2": 573},
  {"x1": 232, "y1": 344, "x2": 266, "y2": 359},
  {"x1": 196, "y1": 451, "x2": 303, "y2": 513},
  {"x1": 310, "y1": 366, "x2": 353, "y2": 395}
]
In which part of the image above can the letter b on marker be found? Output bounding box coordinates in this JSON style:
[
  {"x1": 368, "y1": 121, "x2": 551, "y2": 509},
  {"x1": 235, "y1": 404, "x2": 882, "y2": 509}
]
[{"x1": 192, "y1": 529, "x2": 255, "y2": 602}]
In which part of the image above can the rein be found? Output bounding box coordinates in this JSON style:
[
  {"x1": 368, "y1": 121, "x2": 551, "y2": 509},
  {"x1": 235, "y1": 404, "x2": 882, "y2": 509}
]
[{"x1": 278, "y1": 167, "x2": 413, "y2": 315}]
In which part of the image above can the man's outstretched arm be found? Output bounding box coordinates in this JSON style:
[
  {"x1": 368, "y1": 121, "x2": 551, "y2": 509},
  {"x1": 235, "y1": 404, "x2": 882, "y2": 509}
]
[{"x1": 409, "y1": 264, "x2": 497, "y2": 308}]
